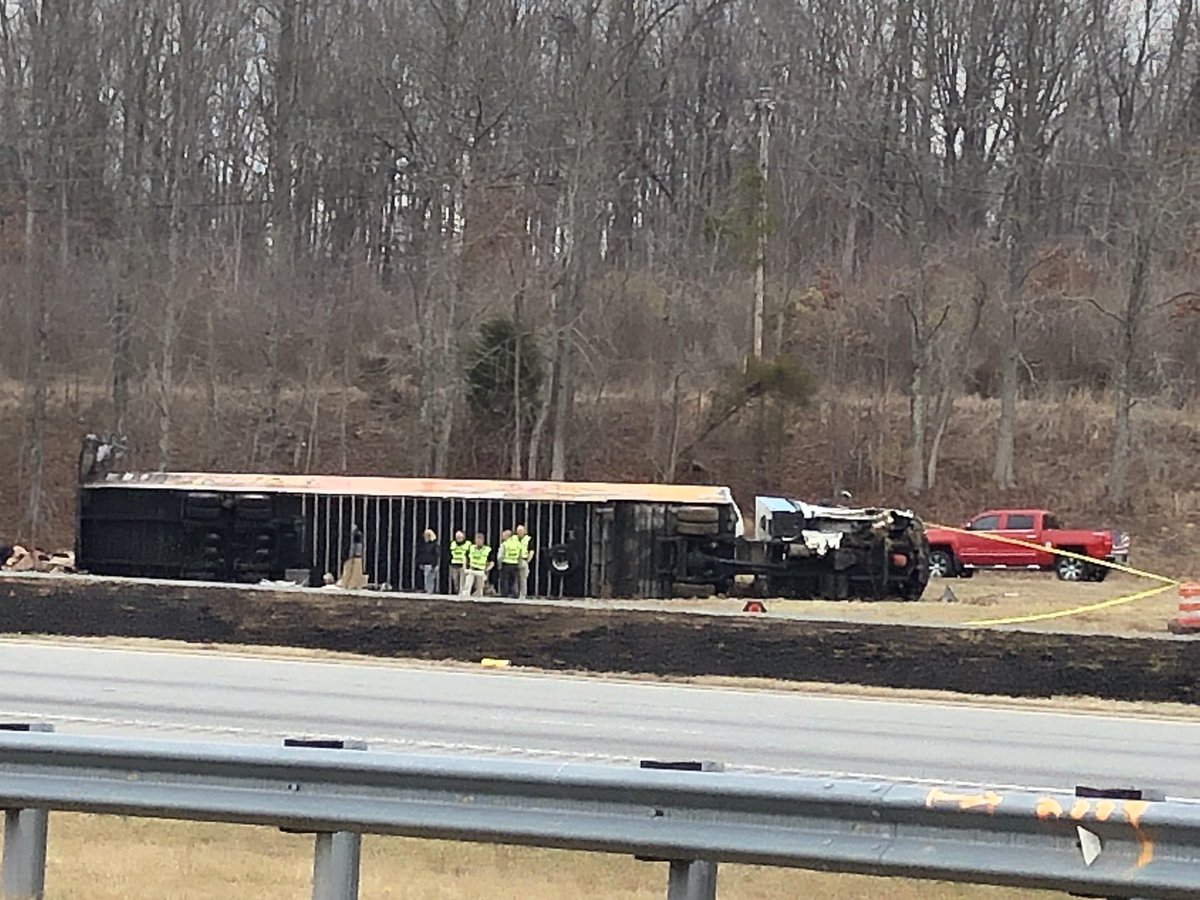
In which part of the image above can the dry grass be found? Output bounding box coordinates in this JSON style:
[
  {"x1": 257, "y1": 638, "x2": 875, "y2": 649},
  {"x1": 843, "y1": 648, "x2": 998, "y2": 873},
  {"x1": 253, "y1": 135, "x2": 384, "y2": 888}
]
[
  {"x1": 40, "y1": 813, "x2": 1052, "y2": 899},
  {"x1": 624, "y1": 571, "x2": 1186, "y2": 634}
]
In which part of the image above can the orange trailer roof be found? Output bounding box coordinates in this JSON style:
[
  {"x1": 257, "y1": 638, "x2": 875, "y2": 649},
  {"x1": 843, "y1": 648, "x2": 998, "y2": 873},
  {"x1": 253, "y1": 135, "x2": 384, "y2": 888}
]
[{"x1": 85, "y1": 471, "x2": 736, "y2": 506}]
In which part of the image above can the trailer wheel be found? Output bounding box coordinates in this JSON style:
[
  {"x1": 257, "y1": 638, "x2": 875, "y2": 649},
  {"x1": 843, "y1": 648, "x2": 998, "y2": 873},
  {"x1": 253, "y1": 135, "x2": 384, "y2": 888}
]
[
  {"x1": 675, "y1": 505, "x2": 720, "y2": 525},
  {"x1": 671, "y1": 581, "x2": 716, "y2": 599},
  {"x1": 675, "y1": 521, "x2": 720, "y2": 537},
  {"x1": 184, "y1": 492, "x2": 224, "y2": 521}
]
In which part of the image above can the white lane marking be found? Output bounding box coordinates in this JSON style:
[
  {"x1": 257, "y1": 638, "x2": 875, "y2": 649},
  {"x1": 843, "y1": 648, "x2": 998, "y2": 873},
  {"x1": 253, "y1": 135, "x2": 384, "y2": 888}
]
[
  {"x1": 0, "y1": 708, "x2": 635, "y2": 763},
  {"x1": 5, "y1": 707, "x2": 1197, "y2": 801}
]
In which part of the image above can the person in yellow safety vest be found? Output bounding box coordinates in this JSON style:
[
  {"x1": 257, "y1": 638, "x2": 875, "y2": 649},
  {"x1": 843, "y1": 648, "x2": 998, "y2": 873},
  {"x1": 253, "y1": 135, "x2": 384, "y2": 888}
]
[
  {"x1": 515, "y1": 524, "x2": 534, "y2": 599},
  {"x1": 460, "y1": 532, "x2": 493, "y2": 597},
  {"x1": 499, "y1": 528, "x2": 523, "y2": 598},
  {"x1": 447, "y1": 530, "x2": 471, "y2": 595}
]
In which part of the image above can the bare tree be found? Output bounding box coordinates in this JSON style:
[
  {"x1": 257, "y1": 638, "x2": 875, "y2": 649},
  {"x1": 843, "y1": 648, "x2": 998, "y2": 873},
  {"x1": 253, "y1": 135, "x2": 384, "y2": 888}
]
[{"x1": 992, "y1": 0, "x2": 1088, "y2": 489}]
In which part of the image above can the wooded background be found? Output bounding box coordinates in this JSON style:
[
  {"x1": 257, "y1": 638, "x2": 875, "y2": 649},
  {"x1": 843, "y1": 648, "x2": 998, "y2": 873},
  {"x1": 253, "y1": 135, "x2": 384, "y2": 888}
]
[{"x1": 2, "y1": 0, "x2": 1200, "y2": 548}]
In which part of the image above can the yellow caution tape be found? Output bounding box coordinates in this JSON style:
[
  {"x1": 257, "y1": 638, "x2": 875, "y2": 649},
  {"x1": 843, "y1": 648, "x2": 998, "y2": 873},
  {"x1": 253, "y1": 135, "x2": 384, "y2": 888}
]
[
  {"x1": 965, "y1": 583, "x2": 1176, "y2": 627},
  {"x1": 926, "y1": 523, "x2": 1180, "y2": 627}
]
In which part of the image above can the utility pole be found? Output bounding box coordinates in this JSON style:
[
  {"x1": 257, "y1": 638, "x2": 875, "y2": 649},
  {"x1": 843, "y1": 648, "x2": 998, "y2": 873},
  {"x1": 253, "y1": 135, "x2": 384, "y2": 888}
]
[{"x1": 751, "y1": 88, "x2": 774, "y2": 362}]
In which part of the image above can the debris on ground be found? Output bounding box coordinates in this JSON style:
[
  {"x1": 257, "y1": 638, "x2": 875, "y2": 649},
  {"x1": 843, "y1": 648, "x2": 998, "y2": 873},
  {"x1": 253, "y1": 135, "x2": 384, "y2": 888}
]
[{"x1": 2, "y1": 546, "x2": 75, "y2": 574}]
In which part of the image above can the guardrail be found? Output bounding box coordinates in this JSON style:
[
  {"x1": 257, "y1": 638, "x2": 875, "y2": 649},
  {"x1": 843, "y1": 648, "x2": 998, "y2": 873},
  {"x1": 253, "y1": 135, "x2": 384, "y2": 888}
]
[{"x1": 0, "y1": 726, "x2": 1197, "y2": 900}]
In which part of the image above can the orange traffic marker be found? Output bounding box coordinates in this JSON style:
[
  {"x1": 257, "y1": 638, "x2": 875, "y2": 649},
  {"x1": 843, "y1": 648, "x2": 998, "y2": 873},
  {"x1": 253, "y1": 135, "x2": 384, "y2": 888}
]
[{"x1": 1168, "y1": 583, "x2": 1200, "y2": 634}]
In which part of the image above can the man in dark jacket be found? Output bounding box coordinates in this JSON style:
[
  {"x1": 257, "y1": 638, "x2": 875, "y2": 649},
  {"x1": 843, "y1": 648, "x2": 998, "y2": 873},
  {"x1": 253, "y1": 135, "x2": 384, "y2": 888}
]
[{"x1": 416, "y1": 529, "x2": 440, "y2": 593}]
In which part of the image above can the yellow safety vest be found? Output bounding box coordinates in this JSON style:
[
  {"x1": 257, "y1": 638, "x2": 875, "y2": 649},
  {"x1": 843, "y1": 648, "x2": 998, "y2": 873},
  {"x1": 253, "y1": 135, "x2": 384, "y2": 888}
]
[
  {"x1": 467, "y1": 544, "x2": 491, "y2": 571},
  {"x1": 449, "y1": 540, "x2": 471, "y2": 566},
  {"x1": 501, "y1": 536, "x2": 523, "y2": 564},
  {"x1": 517, "y1": 534, "x2": 532, "y2": 560}
]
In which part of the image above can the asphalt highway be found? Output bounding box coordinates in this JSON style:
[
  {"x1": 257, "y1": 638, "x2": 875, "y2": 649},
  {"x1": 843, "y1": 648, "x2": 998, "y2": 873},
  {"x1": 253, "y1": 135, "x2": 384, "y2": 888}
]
[{"x1": 0, "y1": 638, "x2": 1197, "y2": 797}]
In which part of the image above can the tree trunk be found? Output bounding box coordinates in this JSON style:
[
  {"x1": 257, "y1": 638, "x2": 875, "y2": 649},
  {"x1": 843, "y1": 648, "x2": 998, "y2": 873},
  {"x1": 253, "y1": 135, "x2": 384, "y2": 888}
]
[
  {"x1": 157, "y1": 190, "x2": 184, "y2": 470},
  {"x1": 112, "y1": 286, "x2": 134, "y2": 437},
  {"x1": 993, "y1": 312, "x2": 1019, "y2": 489},
  {"x1": 1108, "y1": 224, "x2": 1151, "y2": 511},
  {"x1": 204, "y1": 304, "x2": 220, "y2": 460},
  {"x1": 841, "y1": 186, "x2": 860, "y2": 280},
  {"x1": 665, "y1": 372, "x2": 683, "y2": 483},
  {"x1": 550, "y1": 332, "x2": 572, "y2": 481},
  {"x1": 526, "y1": 289, "x2": 556, "y2": 479},
  {"x1": 926, "y1": 387, "x2": 955, "y2": 490},
  {"x1": 511, "y1": 287, "x2": 524, "y2": 479},
  {"x1": 258, "y1": 0, "x2": 303, "y2": 467},
  {"x1": 21, "y1": 155, "x2": 47, "y2": 543},
  {"x1": 156, "y1": 297, "x2": 178, "y2": 469},
  {"x1": 926, "y1": 280, "x2": 986, "y2": 490},
  {"x1": 25, "y1": 288, "x2": 49, "y2": 544},
  {"x1": 1109, "y1": 349, "x2": 1134, "y2": 512},
  {"x1": 904, "y1": 362, "x2": 928, "y2": 496},
  {"x1": 339, "y1": 349, "x2": 351, "y2": 472},
  {"x1": 257, "y1": 296, "x2": 285, "y2": 467}
]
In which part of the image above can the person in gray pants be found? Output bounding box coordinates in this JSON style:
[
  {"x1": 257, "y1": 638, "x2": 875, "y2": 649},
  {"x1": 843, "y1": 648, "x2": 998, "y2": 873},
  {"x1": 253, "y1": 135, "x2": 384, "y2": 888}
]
[{"x1": 416, "y1": 529, "x2": 439, "y2": 593}]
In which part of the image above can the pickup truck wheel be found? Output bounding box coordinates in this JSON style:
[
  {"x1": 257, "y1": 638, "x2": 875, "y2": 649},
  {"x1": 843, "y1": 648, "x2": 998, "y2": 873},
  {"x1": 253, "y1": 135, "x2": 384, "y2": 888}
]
[
  {"x1": 1087, "y1": 564, "x2": 1109, "y2": 583},
  {"x1": 1055, "y1": 557, "x2": 1087, "y2": 582},
  {"x1": 929, "y1": 550, "x2": 955, "y2": 578}
]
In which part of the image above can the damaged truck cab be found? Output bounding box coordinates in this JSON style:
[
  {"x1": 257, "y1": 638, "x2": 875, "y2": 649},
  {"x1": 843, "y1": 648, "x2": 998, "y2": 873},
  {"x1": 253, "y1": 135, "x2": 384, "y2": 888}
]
[{"x1": 664, "y1": 496, "x2": 930, "y2": 601}]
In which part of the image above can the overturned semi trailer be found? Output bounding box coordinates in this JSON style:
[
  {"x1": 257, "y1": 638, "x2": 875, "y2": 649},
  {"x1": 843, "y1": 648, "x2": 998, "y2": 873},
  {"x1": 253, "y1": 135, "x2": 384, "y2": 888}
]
[{"x1": 75, "y1": 472, "x2": 744, "y2": 598}]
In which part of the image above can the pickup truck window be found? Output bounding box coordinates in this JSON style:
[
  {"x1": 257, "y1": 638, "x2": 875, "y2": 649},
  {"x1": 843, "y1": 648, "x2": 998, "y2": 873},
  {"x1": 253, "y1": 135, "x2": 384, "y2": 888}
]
[
  {"x1": 968, "y1": 514, "x2": 1000, "y2": 531},
  {"x1": 1006, "y1": 514, "x2": 1035, "y2": 530},
  {"x1": 1045, "y1": 514, "x2": 1061, "y2": 529}
]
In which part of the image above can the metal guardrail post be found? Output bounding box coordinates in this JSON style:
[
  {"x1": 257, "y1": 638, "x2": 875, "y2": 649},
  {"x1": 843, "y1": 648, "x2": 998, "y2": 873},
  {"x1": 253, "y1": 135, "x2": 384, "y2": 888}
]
[
  {"x1": 0, "y1": 725, "x2": 54, "y2": 900},
  {"x1": 283, "y1": 738, "x2": 368, "y2": 900},
  {"x1": 640, "y1": 760, "x2": 723, "y2": 900},
  {"x1": 667, "y1": 860, "x2": 718, "y2": 900},
  {"x1": 311, "y1": 831, "x2": 361, "y2": 900}
]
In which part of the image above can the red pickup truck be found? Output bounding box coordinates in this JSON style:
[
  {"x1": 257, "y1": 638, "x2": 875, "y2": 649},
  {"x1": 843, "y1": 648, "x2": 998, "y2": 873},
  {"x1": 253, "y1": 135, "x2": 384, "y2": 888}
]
[{"x1": 924, "y1": 509, "x2": 1130, "y2": 582}]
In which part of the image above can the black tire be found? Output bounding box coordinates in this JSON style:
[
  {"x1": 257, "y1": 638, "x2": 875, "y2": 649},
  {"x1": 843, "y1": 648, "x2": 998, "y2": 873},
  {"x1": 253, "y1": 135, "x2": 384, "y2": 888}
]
[
  {"x1": 896, "y1": 575, "x2": 928, "y2": 602},
  {"x1": 1088, "y1": 564, "x2": 1109, "y2": 583},
  {"x1": 675, "y1": 505, "x2": 720, "y2": 525},
  {"x1": 1055, "y1": 555, "x2": 1088, "y2": 582},
  {"x1": 928, "y1": 549, "x2": 956, "y2": 579},
  {"x1": 671, "y1": 581, "x2": 716, "y2": 599},
  {"x1": 184, "y1": 492, "x2": 223, "y2": 521},
  {"x1": 676, "y1": 520, "x2": 720, "y2": 537},
  {"x1": 235, "y1": 493, "x2": 273, "y2": 521}
]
